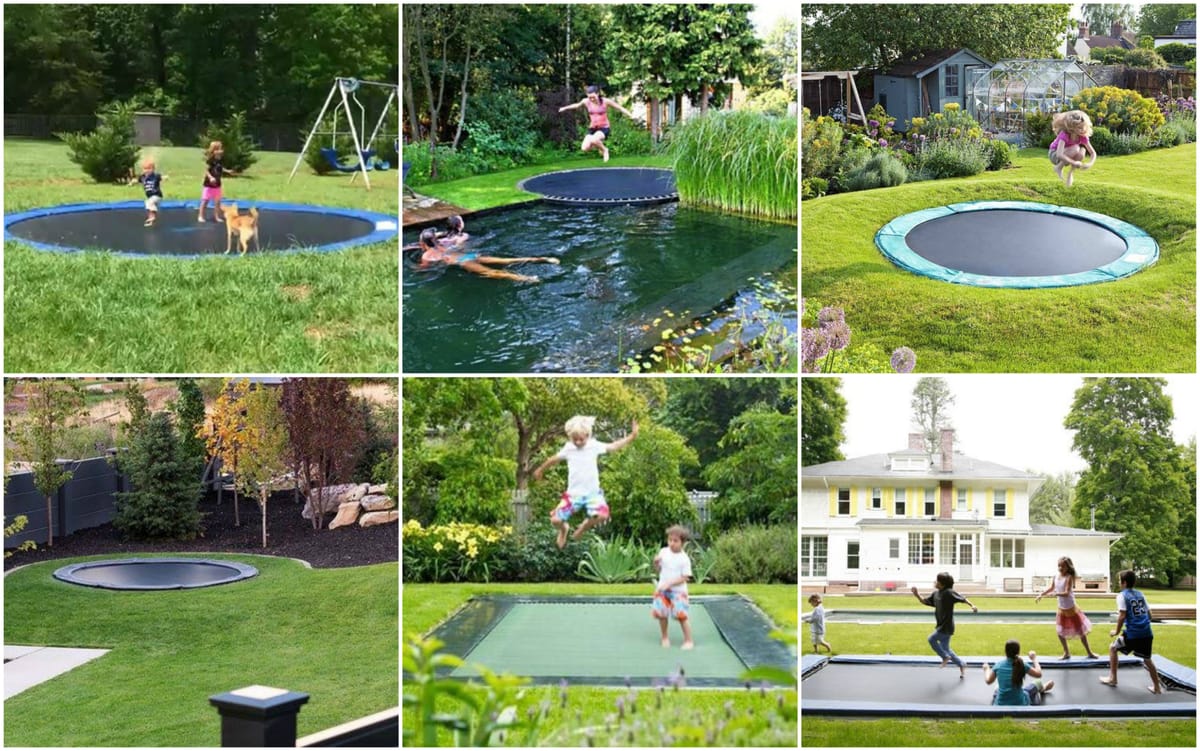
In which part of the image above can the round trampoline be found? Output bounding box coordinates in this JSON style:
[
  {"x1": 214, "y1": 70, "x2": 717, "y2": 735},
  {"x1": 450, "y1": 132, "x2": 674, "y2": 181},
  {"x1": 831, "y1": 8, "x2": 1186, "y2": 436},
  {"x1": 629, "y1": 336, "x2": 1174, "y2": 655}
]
[
  {"x1": 518, "y1": 167, "x2": 678, "y2": 206},
  {"x1": 802, "y1": 654, "x2": 1196, "y2": 717},
  {"x1": 874, "y1": 201, "x2": 1158, "y2": 288},
  {"x1": 4, "y1": 201, "x2": 398, "y2": 258},
  {"x1": 53, "y1": 558, "x2": 258, "y2": 590}
]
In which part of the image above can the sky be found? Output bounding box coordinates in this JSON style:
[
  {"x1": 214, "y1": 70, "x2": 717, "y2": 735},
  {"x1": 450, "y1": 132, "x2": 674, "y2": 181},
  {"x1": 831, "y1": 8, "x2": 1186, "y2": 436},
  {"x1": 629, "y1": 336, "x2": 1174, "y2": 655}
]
[
  {"x1": 831, "y1": 375, "x2": 1197, "y2": 476},
  {"x1": 749, "y1": 0, "x2": 795, "y2": 37}
]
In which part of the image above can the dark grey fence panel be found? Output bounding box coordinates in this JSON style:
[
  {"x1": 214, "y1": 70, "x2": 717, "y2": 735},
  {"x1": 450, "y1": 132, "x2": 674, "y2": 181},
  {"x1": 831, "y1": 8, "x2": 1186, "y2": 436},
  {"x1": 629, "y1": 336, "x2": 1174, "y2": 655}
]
[
  {"x1": 4, "y1": 456, "x2": 126, "y2": 548},
  {"x1": 4, "y1": 471, "x2": 48, "y2": 547}
]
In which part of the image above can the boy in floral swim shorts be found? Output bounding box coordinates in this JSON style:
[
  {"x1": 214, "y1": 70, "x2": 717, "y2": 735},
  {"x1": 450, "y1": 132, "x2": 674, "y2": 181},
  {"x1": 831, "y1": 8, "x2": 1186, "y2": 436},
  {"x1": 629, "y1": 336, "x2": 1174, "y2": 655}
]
[
  {"x1": 653, "y1": 525, "x2": 694, "y2": 649},
  {"x1": 533, "y1": 415, "x2": 638, "y2": 549}
]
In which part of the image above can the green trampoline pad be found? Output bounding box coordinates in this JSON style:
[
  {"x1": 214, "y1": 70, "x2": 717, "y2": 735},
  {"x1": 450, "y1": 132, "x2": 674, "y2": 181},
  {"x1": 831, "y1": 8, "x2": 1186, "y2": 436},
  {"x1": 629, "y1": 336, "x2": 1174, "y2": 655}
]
[{"x1": 425, "y1": 595, "x2": 794, "y2": 687}]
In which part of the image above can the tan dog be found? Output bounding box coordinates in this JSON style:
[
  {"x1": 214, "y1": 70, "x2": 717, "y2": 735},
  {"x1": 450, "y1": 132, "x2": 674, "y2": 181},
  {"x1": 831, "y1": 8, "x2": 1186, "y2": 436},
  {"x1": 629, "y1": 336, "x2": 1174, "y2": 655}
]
[{"x1": 222, "y1": 203, "x2": 260, "y2": 255}]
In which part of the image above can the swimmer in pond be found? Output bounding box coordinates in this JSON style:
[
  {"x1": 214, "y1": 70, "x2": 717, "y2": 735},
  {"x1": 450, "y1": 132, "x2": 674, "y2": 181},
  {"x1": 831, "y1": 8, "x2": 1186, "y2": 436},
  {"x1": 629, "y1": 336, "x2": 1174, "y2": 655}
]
[{"x1": 416, "y1": 227, "x2": 558, "y2": 283}]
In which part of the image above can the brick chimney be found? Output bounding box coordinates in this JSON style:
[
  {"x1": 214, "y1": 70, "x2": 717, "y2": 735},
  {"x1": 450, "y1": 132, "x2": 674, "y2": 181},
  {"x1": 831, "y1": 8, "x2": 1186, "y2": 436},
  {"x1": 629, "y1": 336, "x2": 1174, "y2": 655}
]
[
  {"x1": 940, "y1": 428, "x2": 955, "y2": 472},
  {"x1": 908, "y1": 433, "x2": 925, "y2": 451},
  {"x1": 1078, "y1": 21, "x2": 1089, "y2": 38},
  {"x1": 1110, "y1": 21, "x2": 1123, "y2": 39}
]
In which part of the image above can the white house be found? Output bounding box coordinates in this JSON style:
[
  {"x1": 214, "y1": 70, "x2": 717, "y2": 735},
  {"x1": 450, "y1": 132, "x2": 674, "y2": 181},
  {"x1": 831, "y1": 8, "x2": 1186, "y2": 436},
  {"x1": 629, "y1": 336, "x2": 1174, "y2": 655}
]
[
  {"x1": 801, "y1": 429, "x2": 1121, "y2": 594},
  {"x1": 1154, "y1": 19, "x2": 1196, "y2": 48}
]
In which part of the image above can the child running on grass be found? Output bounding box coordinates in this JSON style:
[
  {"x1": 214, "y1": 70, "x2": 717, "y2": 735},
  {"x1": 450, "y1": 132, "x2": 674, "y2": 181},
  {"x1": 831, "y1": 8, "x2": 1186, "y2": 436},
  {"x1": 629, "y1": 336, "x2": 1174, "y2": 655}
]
[
  {"x1": 652, "y1": 525, "x2": 694, "y2": 650},
  {"x1": 533, "y1": 416, "x2": 638, "y2": 549},
  {"x1": 807, "y1": 594, "x2": 832, "y2": 654},
  {"x1": 912, "y1": 572, "x2": 978, "y2": 678},
  {"x1": 1035, "y1": 556, "x2": 1100, "y2": 659},
  {"x1": 1101, "y1": 569, "x2": 1162, "y2": 694}
]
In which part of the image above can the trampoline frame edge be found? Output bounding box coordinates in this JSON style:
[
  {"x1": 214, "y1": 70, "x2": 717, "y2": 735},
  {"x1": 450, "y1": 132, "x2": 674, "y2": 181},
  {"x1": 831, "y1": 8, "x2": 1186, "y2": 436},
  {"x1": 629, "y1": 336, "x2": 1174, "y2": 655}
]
[{"x1": 52, "y1": 556, "x2": 259, "y2": 591}]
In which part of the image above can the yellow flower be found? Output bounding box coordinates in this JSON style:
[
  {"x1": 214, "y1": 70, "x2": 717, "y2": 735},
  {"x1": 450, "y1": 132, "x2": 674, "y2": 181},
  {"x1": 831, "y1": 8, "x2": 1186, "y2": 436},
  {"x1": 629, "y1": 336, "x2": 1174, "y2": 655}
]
[{"x1": 433, "y1": 542, "x2": 444, "y2": 552}]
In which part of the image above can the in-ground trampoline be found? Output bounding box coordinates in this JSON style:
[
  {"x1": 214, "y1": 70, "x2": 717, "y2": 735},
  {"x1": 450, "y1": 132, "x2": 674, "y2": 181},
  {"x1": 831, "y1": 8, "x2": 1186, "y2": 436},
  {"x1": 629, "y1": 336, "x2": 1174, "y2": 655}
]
[
  {"x1": 802, "y1": 655, "x2": 1196, "y2": 717},
  {"x1": 875, "y1": 201, "x2": 1159, "y2": 288},
  {"x1": 420, "y1": 595, "x2": 793, "y2": 686},
  {"x1": 4, "y1": 201, "x2": 398, "y2": 258},
  {"x1": 53, "y1": 558, "x2": 258, "y2": 591},
  {"x1": 518, "y1": 167, "x2": 678, "y2": 205}
]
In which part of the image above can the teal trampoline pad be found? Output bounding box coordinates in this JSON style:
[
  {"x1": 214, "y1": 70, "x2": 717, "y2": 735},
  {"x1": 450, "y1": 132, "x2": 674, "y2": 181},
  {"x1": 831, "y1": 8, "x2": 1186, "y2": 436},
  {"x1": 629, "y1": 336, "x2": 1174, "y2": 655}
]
[{"x1": 420, "y1": 595, "x2": 794, "y2": 687}]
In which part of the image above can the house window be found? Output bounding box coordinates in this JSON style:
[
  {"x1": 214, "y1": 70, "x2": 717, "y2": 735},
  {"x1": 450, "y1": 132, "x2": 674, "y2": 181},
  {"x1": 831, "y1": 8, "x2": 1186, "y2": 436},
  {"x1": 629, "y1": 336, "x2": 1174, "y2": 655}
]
[
  {"x1": 895, "y1": 490, "x2": 906, "y2": 516},
  {"x1": 847, "y1": 541, "x2": 860, "y2": 570},
  {"x1": 945, "y1": 65, "x2": 959, "y2": 97},
  {"x1": 924, "y1": 487, "x2": 936, "y2": 516},
  {"x1": 990, "y1": 538, "x2": 1025, "y2": 568},
  {"x1": 871, "y1": 488, "x2": 882, "y2": 510},
  {"x1": 908, "y1": 532, "x2": 934, "y2": 565},
  {"x1": 992, "y1": 489, "x2": 1007, "y2": 517},
  {"x1": 837, "y1": 488, "x2": 851, "y2": 515},
  {"x1": 802, "y1": 536, "x2": 828, "y2": 576},
  {"x1": 889, "y1": 538, "x2": 900, "y2": 559},
  {"x1": 940, "y1": 533, "x2": 957, "y2": 565},
  {"x1": 957, "y1": 488, "x2": 968, "y2": 511}
]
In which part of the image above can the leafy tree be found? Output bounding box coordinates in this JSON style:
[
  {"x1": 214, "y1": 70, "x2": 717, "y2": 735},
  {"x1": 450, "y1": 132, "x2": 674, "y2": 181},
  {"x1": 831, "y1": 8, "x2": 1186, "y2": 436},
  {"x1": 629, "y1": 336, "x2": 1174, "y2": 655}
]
[
  {"x1": 203, "y1": 379, "x2": 250, "y2": 527},
  {"x1": 172, "y1": 379, "x2": 208, "y2": 480},
  {"x1": 1136, "y1": 4, "x2": 1196, "y2": 38},
  {"x1": 1081, "y1": 4, "x2": 1136, "y2": 33},
  {"x1": 703, "y1": 404, "x2": 798, "y2": 531},
  {"x1": 802, "y1": 4, "x2": 1071, "y2": 71},
  {"x1": 911, "y1": 377, "x2": 955, "y2": 455},
  {"x1": 801, "y1": 378, "x2": 846, "y2": 467},
  {"x1": 122, "y1": 380, "x2": 151, "y2": 443},
  {"x1": 5, "y1": 380, "x2": 86, "y2": 547},
  {"x1": 1028, "y1": 471, "x2": 1076, "y2": 527},
  {"x1": 114, "y1": 412, "x2": 202, "y2": 540},
  {"x1": 3, "y1": 5, "x2": 104, "y2": 114},
  {"x1": 236, "y1": 387, "x2": 292, "y2": 548},
  {"x1": 280, "y1": 379, "x2": 367, "y2": 530},
  {"x1": 1064, "y1": 378, "x2": 1190, "y2": 585}
]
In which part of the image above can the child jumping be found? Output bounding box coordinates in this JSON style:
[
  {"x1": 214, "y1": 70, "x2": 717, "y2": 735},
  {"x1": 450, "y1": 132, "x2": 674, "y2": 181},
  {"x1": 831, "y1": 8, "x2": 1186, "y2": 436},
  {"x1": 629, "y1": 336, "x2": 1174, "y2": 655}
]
[
  {"x1": 1035, "y1": 556, "x2": 1100, "y2": 659},
  {"x1": 129, "y1": 158, "x2": 167, "y2": 227},
  {"x1": 912, "y1": 572, "x2": 978, "y2": 678},
  {"x1": 558, "y1": 84, "x2": 637, "y2": 162},
  {"x1": 1049, "y1": 110, "x2": 1097, "y2": 187},
  {"x1": 197, "y1": 141, "x2": 239, "y2": 223},
  {"x1": 652, "y1": 525, "x2": 694, "y2": 650},
  {"x1": 984, "y1": 640, "x2": 1054, "y2": 706},
  {"x1": 533, "y1": 416, "x2": 638, "y2": 549},
  {"x1": 1101, "y1": 569, "x2": 1162, "y2": 694},
  {"x1": 807, "y1": 594, "x2": 832, "y2": 654}
]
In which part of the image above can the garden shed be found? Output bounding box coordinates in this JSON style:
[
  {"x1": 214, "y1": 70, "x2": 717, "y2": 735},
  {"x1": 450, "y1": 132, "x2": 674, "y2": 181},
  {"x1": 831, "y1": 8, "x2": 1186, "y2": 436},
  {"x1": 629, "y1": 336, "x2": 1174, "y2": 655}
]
[
  {"x1": 969, "y1": 59, "x2": 1097, "y2": 136},
  {"x1": 873, "y1": 48, "x2": 992, "y2": 130}
]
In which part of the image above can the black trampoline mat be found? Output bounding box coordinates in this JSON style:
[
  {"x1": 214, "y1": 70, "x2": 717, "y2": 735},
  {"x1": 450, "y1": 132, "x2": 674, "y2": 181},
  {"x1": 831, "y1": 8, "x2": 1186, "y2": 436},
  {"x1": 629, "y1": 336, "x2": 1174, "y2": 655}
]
[
  {"x1": 7, "y1": 207, "x2": 379, "y2": 255},
  {"x1": 54, "y1": 558, "x2": 258, "y2": 590},
  {"x1": 519, "y1": 168, "x2": 678, "y2": 205},
  {"x1": 906, "y1": 210, "x2": 1128, "y2": 277}
]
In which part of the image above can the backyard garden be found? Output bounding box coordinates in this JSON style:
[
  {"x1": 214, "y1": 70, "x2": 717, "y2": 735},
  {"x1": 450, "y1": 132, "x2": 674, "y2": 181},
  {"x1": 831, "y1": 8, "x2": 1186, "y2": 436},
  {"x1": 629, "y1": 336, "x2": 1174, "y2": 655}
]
[
  {"x1": 401, "y1": 377, "x2": 798, "y2": 746},
  {"x1": 4, "y1": 377, "x2": 399, "y2": 746},
  {"x1": 800, "y1": 4, "x2": 1196, "y2": 373},
  {"x1": 402, "y1": 4, "x2": 798, "y2": 373},
  {"x1": 3, "y1": 5, "x2": 399, "y2": 373}
]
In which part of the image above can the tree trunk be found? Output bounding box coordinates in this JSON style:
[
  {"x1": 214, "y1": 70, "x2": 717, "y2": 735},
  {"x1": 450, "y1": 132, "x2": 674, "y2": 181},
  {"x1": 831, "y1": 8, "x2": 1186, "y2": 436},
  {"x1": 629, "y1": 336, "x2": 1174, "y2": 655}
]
[
  {"x1": 451, "y1": 42, "x2": 473, "y2": 150},
  {"x1": 260, "y1": 488, "x2": 269, "y2": 548},
  {"x1": 699, "y1": 84, "x2": 710, "y2": 115},
  {"x1": 401, "y1": 12, "x2": 421, "y2": 141},
  {"x1": 514, "y1": 414, "x2": 531, "y2": 489},
  {"x1": 44, "y1": 493, "x2": 54, "y2": 547},
  {"x1": 649, "y1": 96, "x2": 661, "y2": 142}
]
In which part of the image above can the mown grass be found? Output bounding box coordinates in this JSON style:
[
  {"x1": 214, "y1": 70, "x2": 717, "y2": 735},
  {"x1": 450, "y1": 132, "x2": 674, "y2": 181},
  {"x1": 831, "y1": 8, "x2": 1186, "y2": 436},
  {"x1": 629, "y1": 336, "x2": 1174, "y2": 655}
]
[
  {"x1": 4, "y1": 554, "x2": 398, "y2": 747},
  {"x1": 800, "y1": 143, "x2": 1196, "y2": 373},
  {"x1": 4, "y1": 140, "x2": 398, "y2": 373},
  {"x1": 403, "y1": 582, "x2": 797, "y2": 747},
  {"x1": 810, "y1": 590, "x2": 1198, "y2": 609}
]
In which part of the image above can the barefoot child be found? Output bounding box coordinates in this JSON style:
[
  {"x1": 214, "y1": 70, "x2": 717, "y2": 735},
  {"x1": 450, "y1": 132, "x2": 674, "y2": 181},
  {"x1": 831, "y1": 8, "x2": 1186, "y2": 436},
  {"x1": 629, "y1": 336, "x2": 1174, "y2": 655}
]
[
  {"x1": 129, "y1": 158, "x2": 167, "y2": 227},
  {"x1": 1049, "y1": 110, "x2": 1096, "y2": 187},
  {"x1": 652, "y1": 525, "x2": 694, "y2": 650},
  {"x1": 1101, "y1": 569, "x2": 1162, "y2": 694},
  {"x1": 197, "y1": 141, "x2": 239, "y2": 222},
  {"x1": 912, "y1": 572, "x2": 978, "y2": 678},
  {"x1": 984, "y1": 640, "x2": 1055, "y2": 706},
  {"x1": 533, "y1": 416, "x2": 638, "y2": 549},
  {"x1": 1035, "y1": 556, "x2": 1100, "y2": 659},
  {"x1": 807, "y1": 594, "x2": 832, "y2": 654}
]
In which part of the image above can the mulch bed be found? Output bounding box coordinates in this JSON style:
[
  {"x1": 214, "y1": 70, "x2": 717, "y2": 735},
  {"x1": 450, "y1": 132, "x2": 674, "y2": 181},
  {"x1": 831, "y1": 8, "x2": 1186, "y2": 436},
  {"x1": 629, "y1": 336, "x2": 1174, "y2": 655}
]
[{"x1": 4, "y1": 490, "x2": 397, "y2": 571}]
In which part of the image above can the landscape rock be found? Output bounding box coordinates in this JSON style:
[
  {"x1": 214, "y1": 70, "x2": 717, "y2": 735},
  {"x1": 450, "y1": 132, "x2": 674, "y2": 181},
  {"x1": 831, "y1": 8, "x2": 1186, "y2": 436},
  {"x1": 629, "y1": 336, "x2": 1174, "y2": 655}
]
[
  {"x1": 360, "y1": 494, "x2": 395, "y2": 512},
  {"x1": 359, "y1": 511, "x2": 398, "y2": 527},
  {"x1": 302, "y1": 483, "x2": 368, "y2": 519},
  {"x1": 328, "y1": 501, "x2": 362, "y2": 530}
]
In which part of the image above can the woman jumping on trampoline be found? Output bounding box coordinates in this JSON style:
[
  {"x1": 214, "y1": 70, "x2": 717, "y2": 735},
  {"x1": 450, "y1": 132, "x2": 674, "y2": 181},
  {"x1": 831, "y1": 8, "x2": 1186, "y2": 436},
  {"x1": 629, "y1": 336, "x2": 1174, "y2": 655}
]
[
  {"x1": 1035, "y1": 556, "x2": 1100, "y2": 659},
  {"x1": 984, "y1": 640, "x2": 1055, "y2": 706},
  {"x1": 558, "y1": 85, "x2": 637, "y2": 163},
  {"x1": 1049, "y1": 110, "x2": 1096, "y2": 188},
  {"x1": 416, "y1": 228, "x2": 557, "y2": 283},
  {"x1": 912, "y1": 572, "x2": 978, "y2": 678}
]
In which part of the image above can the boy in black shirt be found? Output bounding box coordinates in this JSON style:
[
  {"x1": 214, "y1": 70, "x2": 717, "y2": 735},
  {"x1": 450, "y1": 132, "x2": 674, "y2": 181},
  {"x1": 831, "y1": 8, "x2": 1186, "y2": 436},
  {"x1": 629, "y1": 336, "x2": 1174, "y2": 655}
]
[{"x1": 130, "y1": 158, "x2": 167, "y2": 227}]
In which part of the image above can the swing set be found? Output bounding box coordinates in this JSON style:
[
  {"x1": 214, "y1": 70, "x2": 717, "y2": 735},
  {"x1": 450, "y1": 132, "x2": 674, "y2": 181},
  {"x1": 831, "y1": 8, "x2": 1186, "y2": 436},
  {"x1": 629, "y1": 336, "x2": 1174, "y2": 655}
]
[{"x1": 289, "y1": 77, "x2": 399, "y2": 191}]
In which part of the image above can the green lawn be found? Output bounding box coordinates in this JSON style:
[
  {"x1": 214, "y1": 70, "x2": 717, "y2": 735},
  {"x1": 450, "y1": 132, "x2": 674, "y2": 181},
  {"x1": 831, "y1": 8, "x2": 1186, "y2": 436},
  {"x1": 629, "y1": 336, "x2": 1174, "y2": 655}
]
[
  {"x1": 802, "y1": 601, "x2": 1196, "y2": 746},
  {"x1": 810, "y1": 590, "x2": 1199, "y2": 609},
  {"x1": 5, "y1": 554, "x2": 399, "y2": 747},
  {"x1": 403, "y1": 582, "x2": 796, "y2": 747},
  {"x1": 4, "y1": 140, "x2": 398, "y2": 373},
  {"x1": 801, "y1": 143, "x2": 1196, "y2": 373}
]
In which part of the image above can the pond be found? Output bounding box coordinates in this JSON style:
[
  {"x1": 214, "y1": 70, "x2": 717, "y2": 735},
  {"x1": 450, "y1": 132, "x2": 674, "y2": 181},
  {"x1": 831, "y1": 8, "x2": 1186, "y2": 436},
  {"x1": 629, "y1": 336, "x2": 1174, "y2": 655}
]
[{"x1": 402, "y1": 202, "x2": 795, "y2": 372}]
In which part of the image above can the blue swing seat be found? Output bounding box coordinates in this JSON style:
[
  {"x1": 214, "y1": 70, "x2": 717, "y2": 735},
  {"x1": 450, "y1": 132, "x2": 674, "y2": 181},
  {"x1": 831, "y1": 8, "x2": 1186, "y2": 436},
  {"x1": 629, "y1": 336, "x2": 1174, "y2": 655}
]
[{"x1": 320, "y1": 147, "x2": 376, "y2": 172}]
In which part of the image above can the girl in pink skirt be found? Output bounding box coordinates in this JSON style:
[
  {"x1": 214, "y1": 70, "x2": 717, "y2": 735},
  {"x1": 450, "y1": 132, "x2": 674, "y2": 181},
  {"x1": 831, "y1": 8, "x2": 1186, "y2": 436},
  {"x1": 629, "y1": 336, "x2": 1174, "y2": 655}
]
[{"x1": 1036, "y1": 556, "x2": 1100, "y2": 659}]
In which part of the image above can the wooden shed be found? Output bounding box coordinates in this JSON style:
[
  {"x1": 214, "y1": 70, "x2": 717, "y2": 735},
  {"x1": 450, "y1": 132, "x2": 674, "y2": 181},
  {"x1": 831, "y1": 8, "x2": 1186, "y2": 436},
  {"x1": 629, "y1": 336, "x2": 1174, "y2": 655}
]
[{"x1": 873, "y1": 48, "x2": 992, "y2": 131}]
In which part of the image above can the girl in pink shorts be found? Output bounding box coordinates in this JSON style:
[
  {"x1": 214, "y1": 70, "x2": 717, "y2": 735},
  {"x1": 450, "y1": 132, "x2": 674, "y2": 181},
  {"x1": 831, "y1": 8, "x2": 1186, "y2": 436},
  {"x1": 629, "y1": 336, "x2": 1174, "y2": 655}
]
[{"x1": 197, "y1": 141, "x2": 239, "y2": 222}]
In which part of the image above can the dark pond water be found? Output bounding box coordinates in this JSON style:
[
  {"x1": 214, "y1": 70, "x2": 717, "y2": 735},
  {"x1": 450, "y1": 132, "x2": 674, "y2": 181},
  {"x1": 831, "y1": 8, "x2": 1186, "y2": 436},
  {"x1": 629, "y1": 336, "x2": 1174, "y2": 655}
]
[{"x1": 402, "y1": 202, "x2": 795, "y2": 372}]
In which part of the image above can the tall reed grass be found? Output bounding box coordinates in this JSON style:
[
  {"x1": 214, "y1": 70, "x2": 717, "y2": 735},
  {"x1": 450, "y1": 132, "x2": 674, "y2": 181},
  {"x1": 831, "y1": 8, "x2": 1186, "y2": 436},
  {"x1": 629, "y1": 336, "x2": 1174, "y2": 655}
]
[{"x1": 669, "y1": 110, "x2": 797, "y2": 221}]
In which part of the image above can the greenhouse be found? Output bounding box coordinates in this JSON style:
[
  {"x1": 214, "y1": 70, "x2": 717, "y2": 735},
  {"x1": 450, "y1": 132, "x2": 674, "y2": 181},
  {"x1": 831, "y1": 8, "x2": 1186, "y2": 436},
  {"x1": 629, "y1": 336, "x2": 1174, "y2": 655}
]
[{"x1": 969, "y1": 59, "x2": 1098, "y2": 136}]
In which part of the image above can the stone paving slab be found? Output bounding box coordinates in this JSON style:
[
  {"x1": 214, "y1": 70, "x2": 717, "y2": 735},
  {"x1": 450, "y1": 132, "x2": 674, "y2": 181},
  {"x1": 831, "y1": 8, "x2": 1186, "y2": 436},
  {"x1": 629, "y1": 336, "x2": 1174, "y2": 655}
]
[{"x1": 4, "y1": 645, "x2": 109, "y2": 699}]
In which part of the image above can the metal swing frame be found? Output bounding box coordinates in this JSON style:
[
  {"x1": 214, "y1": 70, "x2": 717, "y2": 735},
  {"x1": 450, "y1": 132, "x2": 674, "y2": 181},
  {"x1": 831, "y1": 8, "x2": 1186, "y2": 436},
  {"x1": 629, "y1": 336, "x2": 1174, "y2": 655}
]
[{"x1": 288, "y1": 77, "x2": 399, "y2": 191}]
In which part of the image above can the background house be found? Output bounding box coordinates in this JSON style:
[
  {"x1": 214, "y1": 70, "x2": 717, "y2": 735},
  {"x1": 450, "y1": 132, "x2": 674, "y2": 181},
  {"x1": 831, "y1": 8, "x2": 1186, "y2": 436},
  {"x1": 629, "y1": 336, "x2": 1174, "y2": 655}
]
[
  {"x1": 1154, "y1": 19, "x2": 1197, "y2": 48},
  {"x1": 801, "y1": 429, "x2": 1120, "y2": 594},
  {"x1": 873, "y1": 48, "x2": 992, "y2": 130},
  {"x1": 1068, "y1": 21, "x2": 1138, "y2": 60}
]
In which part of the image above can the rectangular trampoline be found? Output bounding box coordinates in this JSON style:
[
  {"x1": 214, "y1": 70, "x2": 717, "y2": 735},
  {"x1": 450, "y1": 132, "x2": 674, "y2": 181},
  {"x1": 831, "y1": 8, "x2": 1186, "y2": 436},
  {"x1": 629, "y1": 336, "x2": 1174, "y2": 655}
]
[
  {"x1": 422, "y1": 595, "x2": 794, "y2": 687},
  {"x1": 802, "y1": 655, "x2": 1196, "y2": 718}
]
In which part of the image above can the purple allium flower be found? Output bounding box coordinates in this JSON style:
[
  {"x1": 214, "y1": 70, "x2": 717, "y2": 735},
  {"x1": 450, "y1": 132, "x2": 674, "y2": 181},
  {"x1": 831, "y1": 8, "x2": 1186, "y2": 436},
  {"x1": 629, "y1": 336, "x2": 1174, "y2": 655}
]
[
  {"x1": 887, "y1": 120, "x2": 896, "y2": 128},
  {"x1": 879, "y1": 138, "x2": 889, "y2": 147},
  {"x1": 869, "y1": 119, "x2": 879, "y2": 127},
  {"x1": 891, "y1": 346, "x2": 917, "y2": 373},
  {"x1": 950, "y1": 127, "x2": 959, "y2": 135},
  {"x1": 825, "y1": 320, "x2": 851, "y2": 351},
  {"x1": 919, "y1": 134, "x2": 927, "y2": 141},
  {"x1": 802, "y1": 327, "x2": 830, "y2": 365},
  {"x1": 816, "y1": 306, "x2": 844, "y2": 328}
]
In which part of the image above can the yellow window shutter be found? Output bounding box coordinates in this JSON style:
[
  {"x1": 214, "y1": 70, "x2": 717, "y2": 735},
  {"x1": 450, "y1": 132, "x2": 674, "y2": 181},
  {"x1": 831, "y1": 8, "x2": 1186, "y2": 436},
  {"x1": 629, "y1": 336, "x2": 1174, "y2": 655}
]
[
  {"x1": 885, "y1": 487, "x2": 893, "y2": 517},
  {"x1": 829, "y1": 487, "x2": 837, "y2": 516},
  {"x1": 850, "y1": 486, "x2": 858, "y2": 516},
  {"x1": 1006, "y1": 488, "x2": 1013, "y2": 518}
]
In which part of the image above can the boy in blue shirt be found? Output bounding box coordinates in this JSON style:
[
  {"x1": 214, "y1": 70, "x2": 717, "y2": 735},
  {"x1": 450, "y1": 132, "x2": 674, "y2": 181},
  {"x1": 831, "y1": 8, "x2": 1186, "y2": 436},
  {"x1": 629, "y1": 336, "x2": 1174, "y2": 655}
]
[
  {"x1": 129, "y1": 158, "x2": 167, "y2": 227},
  {"x1": 1100, "y1": 569, "x2": 1161, "y2": 694}
]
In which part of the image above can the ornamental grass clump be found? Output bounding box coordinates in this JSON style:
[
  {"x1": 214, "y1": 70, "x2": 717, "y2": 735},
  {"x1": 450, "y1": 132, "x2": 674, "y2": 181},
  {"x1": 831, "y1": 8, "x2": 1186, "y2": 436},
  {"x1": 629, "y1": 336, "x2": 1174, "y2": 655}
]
[{"x1": 670, "y1": 110, "x2": 797, "y2": 220}]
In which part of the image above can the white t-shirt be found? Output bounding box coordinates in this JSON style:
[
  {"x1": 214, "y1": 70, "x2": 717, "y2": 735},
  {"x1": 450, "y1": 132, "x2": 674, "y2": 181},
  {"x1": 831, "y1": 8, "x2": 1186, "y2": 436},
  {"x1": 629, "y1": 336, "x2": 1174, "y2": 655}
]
[
  {"x1": 557, "y1": 438, "x2": 610, "y2": 498},
  {"x1": 656, "y1": 547, "x2": 692, "y2": 593}
]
